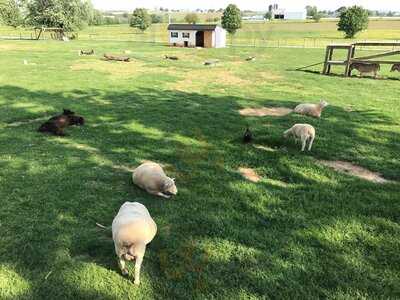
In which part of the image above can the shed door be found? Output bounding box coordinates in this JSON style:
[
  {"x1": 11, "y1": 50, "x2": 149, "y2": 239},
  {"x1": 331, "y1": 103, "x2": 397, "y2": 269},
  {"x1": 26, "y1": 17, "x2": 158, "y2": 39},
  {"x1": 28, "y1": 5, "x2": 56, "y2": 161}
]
[{"x1": 196, "y1": 31, "x2": 204, "y2": 47}]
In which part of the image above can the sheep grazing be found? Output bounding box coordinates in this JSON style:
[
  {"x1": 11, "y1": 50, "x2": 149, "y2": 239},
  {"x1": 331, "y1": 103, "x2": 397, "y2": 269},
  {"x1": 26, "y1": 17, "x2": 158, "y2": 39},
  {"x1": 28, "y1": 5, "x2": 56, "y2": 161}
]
[
  {"x1": 390, "y1": 64, "x2": 400, "y2": 72},
  {"x1": 349, "y1": 62, "x2": 380, "y2": 78},
  {"x1": 112, "y1": 202, "x2": 157, "y2": 285},
  {"x1": 294, "y1": 100, "x2": 328, "y2": 118},
  {"x1": 284, "y1": 124, "x2": 316, "y2": 151},
  {"x1": 80, "y1": 49, "x2": 95, "y2": 56},
  {"x1": 246, "y1": 56, "x2": 256, "y2": 61},
  {"x1": 165, "y1": 55, "x2": 179, "y2": 60},
  {"x1": 132, "y1": 162, "x2": 177, "y2": 199},
  {"x1": 38, "y1": 109, "x2": 85, "y2": 136},
  {"x1": 243, "y1": 127, "x2": 253, "y2": 144}
]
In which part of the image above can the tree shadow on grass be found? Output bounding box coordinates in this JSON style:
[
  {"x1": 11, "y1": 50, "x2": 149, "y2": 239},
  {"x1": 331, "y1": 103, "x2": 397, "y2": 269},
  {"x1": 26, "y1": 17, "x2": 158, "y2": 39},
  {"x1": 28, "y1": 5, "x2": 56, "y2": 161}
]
[{"x1": 0, "y1": 85, "x2": 399, "y2": 299}]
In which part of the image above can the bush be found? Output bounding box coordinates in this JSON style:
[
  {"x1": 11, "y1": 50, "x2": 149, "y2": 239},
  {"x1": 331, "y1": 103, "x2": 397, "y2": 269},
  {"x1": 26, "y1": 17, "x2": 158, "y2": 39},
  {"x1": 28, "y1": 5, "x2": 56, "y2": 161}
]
[{"x1": 338, "y1": 6, "x2": 369, "y2": 38}]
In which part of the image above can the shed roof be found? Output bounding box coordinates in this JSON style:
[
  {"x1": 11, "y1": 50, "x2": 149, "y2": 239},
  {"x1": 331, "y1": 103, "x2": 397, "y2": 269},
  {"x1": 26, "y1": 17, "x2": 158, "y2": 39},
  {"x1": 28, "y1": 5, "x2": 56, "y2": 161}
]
[{"x1": 167, "y1": 24, "x2": 219, "y2": 31}]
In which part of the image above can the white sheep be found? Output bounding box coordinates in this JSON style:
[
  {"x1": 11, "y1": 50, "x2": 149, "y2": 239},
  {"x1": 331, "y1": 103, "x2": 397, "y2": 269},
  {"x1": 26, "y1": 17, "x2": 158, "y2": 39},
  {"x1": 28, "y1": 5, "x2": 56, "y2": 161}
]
[
  {"x1": 132, "y1": 162, "x2": 177, "y2": 199},
  {"x1": 284, "y1": 124, "x2": 316, "y2": 151},
  {"x1": 112, "y1": 202, "x2": 157, "y2": 285},
  {"x1": 294, "y1": 100, "x2": 329, "y2": 118}
]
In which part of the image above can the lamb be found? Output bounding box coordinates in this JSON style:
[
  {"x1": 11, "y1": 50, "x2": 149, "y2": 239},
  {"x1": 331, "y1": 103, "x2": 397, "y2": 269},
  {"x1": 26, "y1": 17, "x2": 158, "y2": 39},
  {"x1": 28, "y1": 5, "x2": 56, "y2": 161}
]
[
  {"x1": 132, "y1": 162, "x2": 177, "y2": 199},
  {"x1": 390, "y1": 64, "x2": 400, "y2": 72},
  {"x1": 38, "y1": 109, "x2": 85, "y2": 136},
  {"x1": 112, "y1": 202, "x2": 157, "y2": 285},
  {"x1": 243, "y1": 127, "x2": 253, "y2": 144},
  {"x1": 294, "y1": 100, "x2": 328, "y2": 118},
  {"x1": 284, "y1": 124, "x2": 316, "y2": 151},
  {"x1": 349, "y1": 62, "x2": 380, "y2": 78},
  {"x1": 79, "y1": 49, "x2": 95, "y2": 56},
  {"x1": 164, "y1": 55, "x2": 179, "y2": 60}
]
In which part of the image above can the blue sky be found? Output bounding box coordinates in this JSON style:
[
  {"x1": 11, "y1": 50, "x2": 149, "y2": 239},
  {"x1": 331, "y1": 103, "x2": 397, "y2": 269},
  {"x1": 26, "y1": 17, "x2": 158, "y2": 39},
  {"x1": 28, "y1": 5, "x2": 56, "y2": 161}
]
[{"x1": 91, "y1": 0, "x2": 400, "y2": 11}]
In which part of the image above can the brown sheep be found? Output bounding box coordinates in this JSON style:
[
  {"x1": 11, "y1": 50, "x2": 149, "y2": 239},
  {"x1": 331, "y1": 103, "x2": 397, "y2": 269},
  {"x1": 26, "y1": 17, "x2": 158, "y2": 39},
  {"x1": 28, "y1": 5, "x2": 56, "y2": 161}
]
[{"x1": 38, "y1": 109, "x2": 85, "y2": 136}]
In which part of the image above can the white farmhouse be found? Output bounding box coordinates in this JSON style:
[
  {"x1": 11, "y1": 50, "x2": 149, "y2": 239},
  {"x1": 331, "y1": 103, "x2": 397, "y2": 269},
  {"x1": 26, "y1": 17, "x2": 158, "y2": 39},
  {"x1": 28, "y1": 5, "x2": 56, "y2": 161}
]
[
  {"x1": 167, "y1": 24, "x2": 226, "y2": 48},
  {"x1": 269, "y1": 4, "x2": 307, "y2": 20}
]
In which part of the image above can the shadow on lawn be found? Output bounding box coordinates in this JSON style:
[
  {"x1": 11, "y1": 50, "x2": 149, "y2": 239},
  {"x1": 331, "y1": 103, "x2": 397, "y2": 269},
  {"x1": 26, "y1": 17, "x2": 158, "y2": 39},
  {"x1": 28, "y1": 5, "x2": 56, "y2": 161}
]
[{"x1": 0, "y1": 85, "x2": 399, "y2": 299}]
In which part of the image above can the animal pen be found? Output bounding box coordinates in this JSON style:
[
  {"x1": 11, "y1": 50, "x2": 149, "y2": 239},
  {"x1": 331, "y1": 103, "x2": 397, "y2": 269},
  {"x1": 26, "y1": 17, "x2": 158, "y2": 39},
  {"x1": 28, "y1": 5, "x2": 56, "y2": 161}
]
[{"x1": 322, "y1": 42, "x2": 400, "y2": 77}]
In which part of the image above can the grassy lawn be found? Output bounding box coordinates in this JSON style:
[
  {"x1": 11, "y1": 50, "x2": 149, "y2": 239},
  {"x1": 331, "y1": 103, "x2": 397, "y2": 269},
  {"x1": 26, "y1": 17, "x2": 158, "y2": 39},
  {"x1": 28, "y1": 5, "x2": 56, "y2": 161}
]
[{"x1": 0, "y1": 39, "x2": 399, "y2": 299}]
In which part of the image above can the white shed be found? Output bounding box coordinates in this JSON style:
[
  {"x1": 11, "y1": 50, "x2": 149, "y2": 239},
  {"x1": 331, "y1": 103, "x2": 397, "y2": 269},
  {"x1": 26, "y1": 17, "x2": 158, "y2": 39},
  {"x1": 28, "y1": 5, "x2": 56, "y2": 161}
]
[{"x1": 167, "y1": 24, "x2": 226, "y2": 48}]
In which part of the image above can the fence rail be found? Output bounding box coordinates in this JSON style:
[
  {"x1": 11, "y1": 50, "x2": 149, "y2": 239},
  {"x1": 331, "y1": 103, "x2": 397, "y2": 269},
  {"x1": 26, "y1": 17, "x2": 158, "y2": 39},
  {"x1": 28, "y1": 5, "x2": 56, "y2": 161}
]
[{"x1": 1, "y1": 30, "x2": 400, "y2": 51}]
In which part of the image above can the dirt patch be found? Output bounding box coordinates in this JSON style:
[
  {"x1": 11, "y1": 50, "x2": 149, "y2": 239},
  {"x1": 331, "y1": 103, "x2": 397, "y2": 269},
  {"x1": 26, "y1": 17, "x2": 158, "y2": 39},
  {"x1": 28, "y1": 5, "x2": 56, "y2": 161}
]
[
  {"x1": 170, "y1": 68, "x2": 250, "y2": 92},
  {"x1": 239, "y1": 107, "x2": 293, "y2": 117},
  {"x1": 318, "y1": 160, "x2": 390, "y2": 184},
  {"x1": 239, "y1": 167, "x2": 261, "y2": 183}
]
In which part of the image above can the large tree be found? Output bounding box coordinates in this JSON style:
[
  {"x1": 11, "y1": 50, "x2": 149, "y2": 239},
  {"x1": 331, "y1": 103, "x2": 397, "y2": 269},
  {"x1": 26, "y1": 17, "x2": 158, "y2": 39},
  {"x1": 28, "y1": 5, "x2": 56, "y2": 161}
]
[
  {"x1": 221, "y1": 4, "x2": 242, "y2": 35},
  {"x1": 26, "y1": 0, "x2": 92, "y2": 31},
  {"x1": 130, "y1": 8, "x2": 151, "y2": 31},
  {"x1": 184, "y1": 13, "x2": 199, "y2": 24},
  {"x1": 337, "y1": 6, "x2": 369, "y2": 38},
  {"x1": 0, "y1": 0, "x2": 24, "y2": 28}
]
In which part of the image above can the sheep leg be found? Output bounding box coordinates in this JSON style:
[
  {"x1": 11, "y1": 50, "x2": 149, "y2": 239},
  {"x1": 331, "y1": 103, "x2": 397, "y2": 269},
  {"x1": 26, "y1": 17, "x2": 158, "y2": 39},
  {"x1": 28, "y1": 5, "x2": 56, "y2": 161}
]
[
  {"x1": 301, "y1": 136, "x2": 307, "y2": 152},
  {"x1": 134, "y1": 255, "x2": 144, "y2": 285},
  {"x1": 118, "y1": 257, "x2": 129, "y2": 275},
  {"x1": 147, "y1": 189, "x2": 170, "y2": 198},
  {"x1": 308, "y1": 136, "x2": 315, "y2": 151}
]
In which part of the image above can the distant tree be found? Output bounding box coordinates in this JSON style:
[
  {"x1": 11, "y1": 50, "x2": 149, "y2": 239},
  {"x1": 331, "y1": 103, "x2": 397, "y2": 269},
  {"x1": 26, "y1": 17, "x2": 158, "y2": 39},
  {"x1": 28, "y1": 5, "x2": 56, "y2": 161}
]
[
  {"x1": 184, "y1": 13, "x2": 199, "y2": 24},
  {"x1": 26, "y1": 0, "x2": 92, "y2": 31},
  {"x1": 313, "y1": 12, "x2": 323, "y2": 22},
  {"x1": 265, "y1": 11, "x2": 272, "y2": 20},
  {"x1": 151, "y1": 14, "x2": 163, "y2": 24},
  {"x1": 337, "y1": 6, "x2": 369, "y2": 38},
  {"x1": 221, "y1": 4, "x2": 242, "y2": 34},
  {"x1": 306, "y1": 5, "x2": 318, "y2": 17},
  {"x1": 0, "y1": 0, "x2": 24, "y2": 28},
  {"x1": 130, "y1": 8, "x2": 151, "y2": 31}
]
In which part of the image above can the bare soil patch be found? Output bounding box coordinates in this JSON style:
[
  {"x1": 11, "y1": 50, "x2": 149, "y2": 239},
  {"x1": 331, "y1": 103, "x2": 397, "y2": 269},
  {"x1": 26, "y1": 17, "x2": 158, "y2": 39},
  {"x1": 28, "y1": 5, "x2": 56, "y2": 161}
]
[
  {"x1": 318, "y1": 160, "x2": 390, "y2": 184},
  {"x1": 239, "y1": 107, "x2": 293, "y2": 117},
  {"x1": 239, "y1": 167, "x2": 261, "y2": 183}
]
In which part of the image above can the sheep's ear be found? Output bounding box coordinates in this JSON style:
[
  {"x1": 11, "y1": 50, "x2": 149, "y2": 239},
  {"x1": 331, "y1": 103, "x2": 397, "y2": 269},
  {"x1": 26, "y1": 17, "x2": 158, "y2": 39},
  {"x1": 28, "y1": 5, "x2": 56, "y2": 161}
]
[{"x1": 172, "y1": 178, "x2": 176, "y2": 182}]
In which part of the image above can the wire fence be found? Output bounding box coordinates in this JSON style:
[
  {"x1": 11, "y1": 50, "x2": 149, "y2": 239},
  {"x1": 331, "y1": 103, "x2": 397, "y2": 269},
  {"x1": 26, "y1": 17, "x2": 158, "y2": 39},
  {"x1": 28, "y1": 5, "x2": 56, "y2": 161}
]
[{"x1": 1, "y1": 28, "x2": 400, "y2": 51}]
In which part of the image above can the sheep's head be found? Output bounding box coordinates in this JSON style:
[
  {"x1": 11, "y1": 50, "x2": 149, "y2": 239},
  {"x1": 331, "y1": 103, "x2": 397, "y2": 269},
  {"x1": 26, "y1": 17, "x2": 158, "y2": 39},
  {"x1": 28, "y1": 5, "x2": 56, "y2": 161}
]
[
  {"x1": 320, "y1": 100, "x2": 329, "y2": 108},
  {"x1": 283, "y1": 129, "x2": 291, "y2": 138},
  {"x1": 69, "y1": 115, "x2": 85, "y2": 126},
  {"x1": 163, "y1": 178, "x2": 177, "y2": 196}
]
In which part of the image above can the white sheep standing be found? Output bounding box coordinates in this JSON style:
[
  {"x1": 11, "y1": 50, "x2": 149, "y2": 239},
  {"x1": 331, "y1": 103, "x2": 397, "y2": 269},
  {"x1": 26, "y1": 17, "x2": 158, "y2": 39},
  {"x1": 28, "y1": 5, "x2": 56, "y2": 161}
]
[
  {"x1": 294, "y1": 100, "x2": 329, "y2": 118},
  {"x1": 132, "y1": 162, "x2": 177, "y2": 199},
  {"x1": 112, "y1": 202, "x2": 157, "y2": 285},
  {"x1": 284, "y1": 124, "x2": 316, "y2": 151}
]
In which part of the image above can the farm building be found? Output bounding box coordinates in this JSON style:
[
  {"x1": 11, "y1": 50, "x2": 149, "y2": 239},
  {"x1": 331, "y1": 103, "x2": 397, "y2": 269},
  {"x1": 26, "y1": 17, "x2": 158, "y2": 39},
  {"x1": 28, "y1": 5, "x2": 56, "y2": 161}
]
[
  {"x1": 167, "y1": 24, "x2": 226, "y2": 48},
  {"x1": 268, "y1": 4, "x2": 307, "y2": 20}
]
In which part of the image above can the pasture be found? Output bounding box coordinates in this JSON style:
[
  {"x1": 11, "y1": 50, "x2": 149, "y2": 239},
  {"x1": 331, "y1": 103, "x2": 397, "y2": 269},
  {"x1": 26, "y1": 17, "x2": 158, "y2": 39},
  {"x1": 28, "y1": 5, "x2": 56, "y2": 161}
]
[{"x1": 0, "y1": 38, "x2": 399, "y2": 299}]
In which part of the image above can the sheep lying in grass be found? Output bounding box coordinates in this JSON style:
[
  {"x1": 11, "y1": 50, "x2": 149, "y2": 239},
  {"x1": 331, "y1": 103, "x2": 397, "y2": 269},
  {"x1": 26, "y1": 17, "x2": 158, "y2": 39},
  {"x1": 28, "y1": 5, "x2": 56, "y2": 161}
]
[
  {"x1": 112, "y1": 202, "x2": 157, "y2": 285},
  {"x1": 284, "y1": 124, "x2": 316, "y2": 151},
  {"x1": 294, "y1": 100, "x2": 328, "y2": 118},
  {"x1": 132, "y1": 162, "x2": 177, "y2": 199}
]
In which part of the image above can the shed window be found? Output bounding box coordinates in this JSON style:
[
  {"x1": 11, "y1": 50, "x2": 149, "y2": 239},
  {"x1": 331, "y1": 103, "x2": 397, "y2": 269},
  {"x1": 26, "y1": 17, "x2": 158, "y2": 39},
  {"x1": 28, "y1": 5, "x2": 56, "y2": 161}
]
[
  {"x1": 182, "y1": 32, "x2": 190, "y2": 38},
  {"x1": 171, "y1": 32, "x2": 178, "y2": 38}
]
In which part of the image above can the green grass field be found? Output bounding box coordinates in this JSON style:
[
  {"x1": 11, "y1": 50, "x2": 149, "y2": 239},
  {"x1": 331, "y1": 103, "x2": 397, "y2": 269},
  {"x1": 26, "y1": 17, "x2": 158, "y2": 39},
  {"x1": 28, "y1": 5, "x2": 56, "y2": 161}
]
[
  {"x1": 0, "y1": 39, "x2": 399, "y2": 299},
  {"x1": 2, "y1": 19, "x2": 400, "y2": 47}
]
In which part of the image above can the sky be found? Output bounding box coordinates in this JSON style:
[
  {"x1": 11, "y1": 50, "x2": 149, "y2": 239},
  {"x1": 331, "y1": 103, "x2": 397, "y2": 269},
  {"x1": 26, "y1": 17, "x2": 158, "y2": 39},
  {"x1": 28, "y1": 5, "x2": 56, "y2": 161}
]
[{"x1": 91, "y1": 0, "x2": 400, "y2": 12}]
